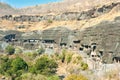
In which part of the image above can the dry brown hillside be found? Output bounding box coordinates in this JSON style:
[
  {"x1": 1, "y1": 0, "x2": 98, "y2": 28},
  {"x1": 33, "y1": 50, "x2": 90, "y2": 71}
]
[
  {"x1": 0, "y1": 0, "x2": 120, "y2": 31},
  {"x1": 20, "y1": 0, "x2": 120, "y2": 15},
  {"x1": 0, "y1": 0, "x2": 120, "y2": 15},
  {"x1": 0, "y1": 2, "x2": 19, "y2": 16}
]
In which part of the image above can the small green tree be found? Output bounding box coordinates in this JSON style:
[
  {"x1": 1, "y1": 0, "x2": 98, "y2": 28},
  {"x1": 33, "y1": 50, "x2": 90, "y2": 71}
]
[
  {"x1": 11, "y1": 57, "x2": 28, "y2": 72},
  {"x1": 35, "y1": 55, "x2": 58, "y2": 75},
  {"x1": 0, "y1": 56, "x2": 12, "y2": 75},
  {"x1": 0, "y1": 57, "x2": 28, "y2": 80},
  {"x1": 5, "y1": 45, "x2": 15, "y2": 55},
  {"x1": 10, "y1": 57, "x2": 28, "y2": 79}
]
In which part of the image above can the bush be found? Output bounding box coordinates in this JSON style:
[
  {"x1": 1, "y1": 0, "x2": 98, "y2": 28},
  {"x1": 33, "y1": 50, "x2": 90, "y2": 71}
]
[
  {"x1": 35, "y1": 55, "x2": 58, "y2": 75},
  {"x1": 64, "y1": 74, "x2": 88, "y2": 80},
  {"x1": 20, "y1": 73, "x2": 47, "y2": 80},
  {"x1": 29, "y1": 66, "x2": 36, "y2": 74},
  {"x1": 47, "y1": 75, "x2": 60, "y2": 80},
  {"x1": 0, "y1": 56, "x2": 12, "y2": 75},
  {"x1": 0, "y1": 56, "x2": 28, "y2": 79},
  {"x1": 81, "y1": 62, "x2": 88, "y2": 70},
  {"x1": 72, "y1": 54, "x2": 82, "y2": 64},
  {"x1": 65, "y1": 52, "x2": 73, "y2": 64},
  {"x1": 5, "y1": 45, "x2": 15, "y2": 55},
  {"x1": 47, "y1": 19, "x2": 53, "y2": 23},
  {"x1": 11, "y1": 57, "x2": 28, "y2": 72}
]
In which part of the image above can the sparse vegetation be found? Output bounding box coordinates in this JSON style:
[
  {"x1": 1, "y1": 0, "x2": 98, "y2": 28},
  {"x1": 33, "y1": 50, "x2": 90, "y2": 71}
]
[
  {"x1": 0, "y1": 0, "x2": 120, "y2": 80},
  {"x1": 64, "y1": 74, "x2": 88, "y2": 80},
  {"x1": 60, "y1": 49, "x2": 66, "y2": 63},
  {"x1": 5, "y1": 45, "x2": 15, "y2": 55},
  {"x1": 65, "y1": 52, "x2": 73, "y2": 64},
  {"x1": 0, "y1": 49, "x2": 89, "y2": 80},
  {"x1": 81, "y1": 62, "x2": 88, "y2": 70},
  {"x1": 47, "y1": 19, "x2": 53, "y2": 23}
]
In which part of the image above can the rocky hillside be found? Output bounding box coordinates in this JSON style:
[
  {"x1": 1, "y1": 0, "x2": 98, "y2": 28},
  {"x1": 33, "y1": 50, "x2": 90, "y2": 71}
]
[
  {"x1": 0, "y1": 0, "x2": 120, "y2": 15},
  {"x1": 0, "y1": 0, "x2": 120, "y2": 63},
  {"x1": 0, "y1": 1, "x2": 120, "y2": 31},
  {"x1": 0, "y1": 2, "x2": 19, "y2": 16},
  {"x1": 20, "y1": 0, "x2": 120, "y2": 15}
]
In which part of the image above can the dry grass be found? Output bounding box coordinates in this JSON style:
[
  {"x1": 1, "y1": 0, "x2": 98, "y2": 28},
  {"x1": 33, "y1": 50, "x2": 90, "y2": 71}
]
[{"x1": 1, "y1": 10, "x2": 120, "y2": 32}]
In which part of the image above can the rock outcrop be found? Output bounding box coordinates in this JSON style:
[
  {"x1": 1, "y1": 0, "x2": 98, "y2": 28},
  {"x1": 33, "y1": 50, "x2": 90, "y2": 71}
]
[{"x1": 0, "y1": 2, "x2": 120, "y2": 22}]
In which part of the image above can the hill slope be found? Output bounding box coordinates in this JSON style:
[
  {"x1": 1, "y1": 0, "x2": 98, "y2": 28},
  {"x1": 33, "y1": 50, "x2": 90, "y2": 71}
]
[
  {"x1": 0, "y1": 2, "x2": 19, "y2": 16},
  {"x1": 0, "y1": 0, "x2": 120, "y2": 15},
  {"x1": 20, "y1": 0, "x2": 120, "y2": 15}
]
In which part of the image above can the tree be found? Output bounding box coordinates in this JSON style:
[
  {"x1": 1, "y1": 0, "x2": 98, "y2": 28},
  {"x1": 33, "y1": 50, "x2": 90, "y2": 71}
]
[
  {"x1": 10, "y1": 57, "x2": 28, "y2": 80},
  {"x1": 0, "y1": 56, "x2": 12, "y2": 75},
  {"x1": 5, "y1": 45, "x2": 15, "y2": 55},
  {"x1": 11, "y1": 57, "x2": 28, "y2": 72},
  {"x1": 35, "y1": 55, "x2": 58, "y2": 75},
  {"x1": 0, "y1": 57, "x2": 28, "y2": 80}
]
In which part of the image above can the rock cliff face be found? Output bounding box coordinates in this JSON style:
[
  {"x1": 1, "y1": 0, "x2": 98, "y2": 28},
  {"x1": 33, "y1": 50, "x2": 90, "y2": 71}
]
[
  {"x1": 19, "y1": 0, "x2": 120, "y2": 15},
  {"x1": 79, "y1": 20, "x2": 120, "y2": 63},
  {"x1": 1, "y1": 17, "x2": 119, "y2": 63},
  {"x1": 0, "y1": 2, "x2": 119, "y2": 22},
  {"x1": 0, "y1": 1, "x2": 120, "y2": 63}
]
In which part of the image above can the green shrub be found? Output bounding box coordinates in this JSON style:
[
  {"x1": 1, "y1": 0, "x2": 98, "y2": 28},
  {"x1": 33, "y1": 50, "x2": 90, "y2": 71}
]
[
  {"x1": 81, "y1": 62, "x2": 88, "y2": 70},
  {"x1": 11, "y1": 57, "x2": 28, "y2": 72},
  {"x1": 5, "y1": 45, "x2": 15, "y2": 55},
  {"x1": 47, "y1": 19, "x2": 53, "y2": 23},
  {"x1": 72, "y1": 54, "x2": 82, "y2": 64},
  {"x1": 20, "y1": 73, "x2": 47, "y2": 80},
  {"x1": 47, "y1": 75, "x2": 60, "y2": 80},
  {"x1": 0, "y1": 57, "x2": 12, "y2": 75},
  {"x1": 65, "y1": 52, "x2": 73, "y2": 64},
  {"x1": 0, "y1": 57, "x2": 28, "y2": 78},
  {"x1": 29, "y1": 66, "x2": 36, "y2": 74},
  {"x1": 35, "y1": 55, "x2": 58, "y2": 75}
]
